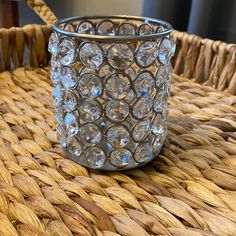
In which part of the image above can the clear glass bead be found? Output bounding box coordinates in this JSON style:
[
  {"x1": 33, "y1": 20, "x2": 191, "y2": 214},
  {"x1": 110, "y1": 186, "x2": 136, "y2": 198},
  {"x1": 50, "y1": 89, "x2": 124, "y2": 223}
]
[
  {"x1": 67, "y1": 136, "x2": 82, "y2": 156},
  {"x1": 79, "y1": 73, "x2": 102, "y2": 98},
  {"x1": 79, "y1": 99, "x2": 101, "y2": 122},
  {"x1": 135, "y1": 71, "x2": 155, "y2": 96},
  {"x1": 105, "y1": 73, "x2": 131, "y2": 99},
  {"x1": 79, "y1": 42, "x2": 104, "y2": 68},
  {"x1": 107, "y1": 43, "x2": 134, "y2": 69},
  {"x1": 134, "y1": 143, "x2": 153, "y2": 163},
  {"x1": 152, "y1": 131, "x2": 166, "y2": 152},
  {"x1": 48, "y1": 33, "x2": 59, "y2": 56},
  {"x1": 84, "y1": 147, "x2": 106, "y2": 168},
  {"x1": 138, "y1": 24, "x2": 153, "y2": 35},
  {"x1": 158, "y1": 38, "x2": 176, "y2": 64},
  {"x1": 153, "y1": 92, "x2": 166, "y2": 112},
  {"x1": 124, "y1": 90, "x2": 136, "y2": 103},
  {"x1": 61, "y1": 66, "x2": 77, "y2": 89},
  {"x1": 76, "y1": 21, "x2": 95, "y2": 34},
  {"x1": 56, "y1": 125, "x2": 67, "y2": 148},
  {"x1": 105, "y1": 100, "x2": 129, "y2": 122},
  {"x1": 53, "y1": 84, "x2": 63, "y2": 107},
  {"x1": 156, "y1": 65, "x2": 168, "y2": 89},
  {"x1": 58, "y1": 38, "x2": 77, "y2": 65},
  {"x1": 136, "y1": 41, "x2": 158, "y2": 67},
  {"x1": 107, "y1": 125, "x2": 129, "y2": 148},
  {"x1": 64, "y1": 90, "x2": 78, "y2": 112},
  {"x1": 151, "y1": 113, "x2": 166, "y2": 135},
  {"x1": 79, "y1": 67, "x2": 95, "y2": 75},
  {"x1": 132, "y1": 119, "x2": 151, "y2": 142},
  {"x1": 110, "y1": 148, "x2": 132, "y2": 167},
  {"x1": 133, "y1": 95, "x2": 153, "y2": 119},
  {"x1": 97, "y1": 20, "x2": 116, "y2": 36},
  {"x1": 64, "y1": 112, "x2": 79, "y2": 136},
  {"x1": 80, "y1": 123, "x2": 102, "y2": 146},
  {"x1": 118, "y1": 23, "x2": 136, "y2": 36},
  {"x1": 99, "y1": 65, "x2": 115, "y2": 80},
  {"x1": 50, "y1": 55, "x2": 61, "y2": 85},
  {"x1": 64, "y1": 23, "x2": 75, "y2": 32},
  {"x1": 125, "y1": 66, "x2": 136, "y2": 80}
]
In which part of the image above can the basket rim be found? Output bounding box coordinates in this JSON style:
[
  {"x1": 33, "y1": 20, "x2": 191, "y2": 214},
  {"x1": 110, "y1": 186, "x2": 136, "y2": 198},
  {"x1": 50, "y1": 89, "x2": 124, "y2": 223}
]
[{"x1": 52, "y1": 15, "x2": 173, "y2": 41}]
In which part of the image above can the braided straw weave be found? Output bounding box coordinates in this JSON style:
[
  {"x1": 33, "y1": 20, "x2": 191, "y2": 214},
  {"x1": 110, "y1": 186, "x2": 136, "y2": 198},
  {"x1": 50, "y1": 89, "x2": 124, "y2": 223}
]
[{"x1": 0, "y1": 1, "x2": 236, "y2": 235}]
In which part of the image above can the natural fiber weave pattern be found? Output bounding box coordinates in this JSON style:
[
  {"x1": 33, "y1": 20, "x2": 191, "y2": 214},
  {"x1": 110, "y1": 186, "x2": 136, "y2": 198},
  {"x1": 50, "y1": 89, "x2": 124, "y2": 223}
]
[
  {"x1": 24, "y1": 0, "x2": 57, "y2": 25},
  {"x1": 1, "y1": 24, "x2": 236, "y2": 94},
  {"x1": 0, "y1": 67, "x2": 235, "y2": 235}
]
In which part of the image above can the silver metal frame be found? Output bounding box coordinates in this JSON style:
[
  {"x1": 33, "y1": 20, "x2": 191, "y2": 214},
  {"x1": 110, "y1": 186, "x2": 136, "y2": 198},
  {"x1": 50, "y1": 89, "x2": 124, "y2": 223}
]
[{"x1": 53, "y1": 15, "x2": 173, "y2": 41}]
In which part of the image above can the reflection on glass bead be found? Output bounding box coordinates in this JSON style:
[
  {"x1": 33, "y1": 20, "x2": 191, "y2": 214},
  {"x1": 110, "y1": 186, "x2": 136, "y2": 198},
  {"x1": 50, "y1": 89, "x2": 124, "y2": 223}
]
[
  {"x1": 79, "y1": 42, "x2": 104, "y2": 68},
  {"x1": 50, "y1": 55, "x2": 61, "y2": 84},
  {"x1": 134, "y1": 143, "x2": 153, "y2": 163},
  {"x1": 67, "y1": 136, "x2": 82, "y2": 156},
  {"x1": 105, "y1": 73, "x2": 131, "y2": 99},
  {"x1": 152, "y1": 131, "x2": 166, "y2": 152},
  {"x1": 132, "y1": 119, "x2": 151, "y2": 142},
  {"x1": 133, "y1": 95, "x2": 153, "y2": 119},
  {"x1": 118, "y1": 23, "x2": 136, "y2": 36},
  {"x1": 56, "y1": 125, "x2": 67, "y2": 148},
  {"x1": 135, "y1": 71, "x2": 155, "y2": 96},
  {"x1": 138, "y1": 24, "x2": 153, "y2": 35},
  {"x1": 61, "y1": 66, "x2": 77, "y2": 89},
  {"x1": 125, "y1": 67, "x2": 136, "y2": 80},
  {"x1": 64, "y1": 23, "x2": 75, "y2": 32},
  {"x1": 48, "y1": 33, "x2": 59, "y2": 56},
  {"x1": 102, "y1": 43, "x2": 112, "y2": 53},
  {"x1": 58, "y1": 37, "x2": 77, "y2": 65},
  {"x1": 76, "y1": 21, "x2": 95, "y2": 34},
  {"x1": 64, "y1": 112, "x2": 79, "y2": 136},
  {"x1": 79, "y1": 67, "x2": 95, "y2": 75},
  {"x1": 107, "y1": 44, "x2": 134, "y2": 69},
  {"x1": 162, "y1": 105, "x2": 169, "y2": 120},
  {"x1": 97, "y1": 20, "x2": 116, "y2": 36},
  {"x1": 64, "y1": 90, "x2": 78, "y2": 112},
  {"x1": 136, "y1": 41, "x2": 158, "y2": 67},
  {"x1": 110, "y1": 148, "x2": 132, "y2": 167},
  {"x1": 79, "y1": 73, "x2": 102, "y2": 98},
  {"x1": 153, "y1": 92, "x2": 166, "y2": 112},
  {"x1": 79, "y1": 99, "x2": 101, "y2": 122},
  {"x1": 107, "y1": 125, "x2": 129, "y2": 148},
  {"x1": 53, "y1": 84, "x2": 63, "y2": 107},
  {"x1": 99, "y1": 65, "x2": 115, "y2": 80},
  {"x1": 80, "y1": 123, "x2": 102, "y2": 146},
  {"x1": 158, "y1": 38, "x2": 176, "y2": 64},
  {"x1": 106, "y1": 100, "x2": 129, "y2": 122},
  {"x1": 152, "y1": 113, "x2": 166, "y2": 135},
  {"x1": 84, "y1": 147, "x2": 106, "y2": 168},
  {"x1": 156, "y1": 65, "x2": 168, "y2": 89},
  {"x1": 124, "y1": 90, "x2": 136, "y2": 103}
]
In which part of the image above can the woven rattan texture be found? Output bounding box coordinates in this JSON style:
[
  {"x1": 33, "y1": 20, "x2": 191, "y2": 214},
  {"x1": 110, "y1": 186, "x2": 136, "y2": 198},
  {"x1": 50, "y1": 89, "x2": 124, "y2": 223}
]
[
  {"x1": 0, "y1": 67, "x2": 235, "y2": 235},
  {"x1": 1, "y1": 25, "x2": 236, "y2": 94}
]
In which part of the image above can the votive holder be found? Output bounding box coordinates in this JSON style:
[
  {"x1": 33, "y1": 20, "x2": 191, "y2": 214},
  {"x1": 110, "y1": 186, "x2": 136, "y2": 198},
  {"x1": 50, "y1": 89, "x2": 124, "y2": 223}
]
[{"x1": 48, "y1": 15, "x2": 175, "y2": 170}]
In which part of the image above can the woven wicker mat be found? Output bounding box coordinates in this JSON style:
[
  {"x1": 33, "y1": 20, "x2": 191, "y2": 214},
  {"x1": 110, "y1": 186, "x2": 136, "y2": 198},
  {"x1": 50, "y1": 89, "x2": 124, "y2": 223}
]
[{"x1": 0, "y1": 66, "x2": 235, "y2": 236}]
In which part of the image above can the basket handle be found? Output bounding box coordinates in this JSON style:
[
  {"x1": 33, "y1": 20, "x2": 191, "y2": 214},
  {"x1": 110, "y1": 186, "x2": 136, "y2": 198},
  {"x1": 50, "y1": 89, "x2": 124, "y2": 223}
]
[{"x1": 24, "y1": 0, "x2": 58, "y2": 25}]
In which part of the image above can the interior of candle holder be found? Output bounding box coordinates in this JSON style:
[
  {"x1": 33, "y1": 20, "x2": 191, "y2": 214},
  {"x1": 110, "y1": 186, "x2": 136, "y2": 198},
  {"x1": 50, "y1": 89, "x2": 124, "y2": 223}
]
[{"x1": 53, "y1": 15, "x2": 173, "y2": 41}]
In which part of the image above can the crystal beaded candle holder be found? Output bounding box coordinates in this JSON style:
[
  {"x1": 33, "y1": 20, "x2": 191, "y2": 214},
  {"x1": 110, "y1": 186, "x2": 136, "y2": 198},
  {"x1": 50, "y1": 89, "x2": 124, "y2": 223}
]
[{"x1": 48, "y1": 15, "x2": 175, "y2": 170}]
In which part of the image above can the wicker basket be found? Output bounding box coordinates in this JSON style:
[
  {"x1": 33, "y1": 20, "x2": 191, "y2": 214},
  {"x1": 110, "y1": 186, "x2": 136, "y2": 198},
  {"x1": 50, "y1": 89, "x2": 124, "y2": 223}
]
[{"x1": 0, "y1": 1, "x2": 236, "y2": 235}]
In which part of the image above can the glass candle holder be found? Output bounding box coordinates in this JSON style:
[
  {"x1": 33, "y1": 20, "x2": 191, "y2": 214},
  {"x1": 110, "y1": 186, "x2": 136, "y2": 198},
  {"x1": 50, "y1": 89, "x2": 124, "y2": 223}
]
[{"x1": 48, "y1": 15, "x2": 175, "y2": 171}]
